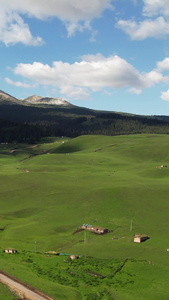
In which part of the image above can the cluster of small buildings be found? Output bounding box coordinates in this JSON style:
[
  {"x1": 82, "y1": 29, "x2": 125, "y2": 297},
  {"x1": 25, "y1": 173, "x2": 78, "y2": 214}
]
[
  {"x1": 3, "y1": 230, "x2": 150, "y2": 259},
  {"x1": 81, "y1": 224, "x2": 109, "y2": 235},
  {"x1": 5, "y1": 248, "x2": 17, "y2": 254}
]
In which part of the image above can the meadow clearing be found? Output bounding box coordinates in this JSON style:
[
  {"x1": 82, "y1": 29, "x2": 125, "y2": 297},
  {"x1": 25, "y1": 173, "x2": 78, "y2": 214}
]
[{"x1": 0, "y1": 134, "x2": 169, "y2": 299}]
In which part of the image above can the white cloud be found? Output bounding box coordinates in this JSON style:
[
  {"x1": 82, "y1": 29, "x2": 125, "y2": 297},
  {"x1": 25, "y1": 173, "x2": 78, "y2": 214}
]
[
  {"x1": 116, "y1": 17, "x2": 169, "y2": 40},
  {"x1": 0, "y1": 0, "x2": 113, "y2": 22},
  {"x1": 157, "y1": 57, "x2": 169, "y2": 101},
  {"x1": 5, "y1": 77, "x2": 31, "y2": 88},
  {"x1": 65, "y1": 20, "x2": 98, "y2": 40},
  {"x1": 11, "y1": 54, "x2": 166, "y2": 100},
  {"x1": 65, "y1": 20, "x2": 93, "y2": 37},
  {"x1": 0, "y1": 10, "x2": 43, "y2": 46},
  {"x1": 143, "y1": 0, "x2": 169, "y2": 17},
  {"x1": 161, "y1": 89, "x2": 169, "y2": 101},
  {"x1": 157, "y1": 57, "x2": 169, "y2": 71},
  {"x1": 0, "y1": 0, "x2": 113, "y2": 44},
  {"x1": 116, "y1": 0, "x2": 169, "y2": 40},
  {"x1": 128, "y1": 88, "x2": 142, "y2": 95},
  {"x1": 60, "y1": 85, "x2": 90, "y2": 100},
  {"x1": 143, "y1": 70, "x2": 166, "y2": 86}
]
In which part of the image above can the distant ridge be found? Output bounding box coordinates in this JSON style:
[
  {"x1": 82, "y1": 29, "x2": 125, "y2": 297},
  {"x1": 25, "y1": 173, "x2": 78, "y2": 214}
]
[
  {"x1": 0, "y1": 90, "x2": 16, "y2": 98},
  {"x1": 1, "y1": 89, "x2": 169, "y2": 143},
  {"x1": 0, "y1": 90, "x2": 19, "y2": 104},
  {"x1": 0, "y1": 90, "x2": 73, "y2": 107}
]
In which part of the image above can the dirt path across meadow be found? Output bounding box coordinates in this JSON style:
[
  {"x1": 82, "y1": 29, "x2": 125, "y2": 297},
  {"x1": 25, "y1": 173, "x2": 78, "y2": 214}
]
[{"x1": 0, "y1": 271, "x2": 54, "y2": 300}]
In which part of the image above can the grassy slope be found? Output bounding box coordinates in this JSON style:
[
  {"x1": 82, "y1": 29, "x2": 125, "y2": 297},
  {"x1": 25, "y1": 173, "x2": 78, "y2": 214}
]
[
  {"x1": 0, "y1": 282, "x2": 20, "y2": 300},
  {"x1": 0, "y1": 134, "x2": 169, "y2": 299}
]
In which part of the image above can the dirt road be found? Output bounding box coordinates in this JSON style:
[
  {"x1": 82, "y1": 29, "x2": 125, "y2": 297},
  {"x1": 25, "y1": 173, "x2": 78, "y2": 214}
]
[{"x1": 0, "y1": 272, "x2": 54, "y2": 300}]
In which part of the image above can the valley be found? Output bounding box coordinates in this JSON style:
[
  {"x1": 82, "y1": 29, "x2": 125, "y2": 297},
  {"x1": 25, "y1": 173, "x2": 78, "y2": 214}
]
[{"x1": 0, "y1": 134, "x2": 169, "y2": 299}]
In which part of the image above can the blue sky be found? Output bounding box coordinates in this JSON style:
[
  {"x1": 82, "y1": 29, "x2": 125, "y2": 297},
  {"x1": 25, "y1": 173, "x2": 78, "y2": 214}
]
[{"x1": 1, "y1": 0, "x2": 169, "y2": 115}]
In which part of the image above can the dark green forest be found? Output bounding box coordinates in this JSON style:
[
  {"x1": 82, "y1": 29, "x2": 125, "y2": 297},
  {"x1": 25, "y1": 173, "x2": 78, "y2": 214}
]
[{"x1": 1, "y1": 107, "x2": 169, "y2": 143}]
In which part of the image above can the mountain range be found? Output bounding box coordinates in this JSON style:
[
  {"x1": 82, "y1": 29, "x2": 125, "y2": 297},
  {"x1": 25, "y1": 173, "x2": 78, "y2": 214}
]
[
  {"x1": 0, "y1": 90, "x2": 169, "y2": 143},
  {"x1": 0, "y1": 90, "x2": 72, "y2": 107}
]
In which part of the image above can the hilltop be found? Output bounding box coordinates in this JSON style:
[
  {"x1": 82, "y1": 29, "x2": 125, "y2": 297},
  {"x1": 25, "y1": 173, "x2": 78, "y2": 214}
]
[
  {"x1": 0, "y1": 90, "x2": 169, "y2": 142},
  {"x1": 23, "y1": 95, "x2": 72, "y2": 106}
]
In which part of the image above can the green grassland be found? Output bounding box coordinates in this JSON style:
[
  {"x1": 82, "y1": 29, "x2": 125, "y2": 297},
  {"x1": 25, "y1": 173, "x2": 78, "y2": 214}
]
[{"x1": 0, "y1": 134, "x2": 169, "y2": 299}]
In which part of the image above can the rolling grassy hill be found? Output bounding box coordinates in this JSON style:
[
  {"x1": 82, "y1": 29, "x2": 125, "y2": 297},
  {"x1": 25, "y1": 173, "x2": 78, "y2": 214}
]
[{"x1": 0, "y1": 134, "x2": 169, "y2": 299}]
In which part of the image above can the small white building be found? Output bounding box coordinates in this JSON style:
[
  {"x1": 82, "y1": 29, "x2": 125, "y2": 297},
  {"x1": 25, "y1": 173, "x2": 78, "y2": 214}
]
[
  {"x1": 70, "y1": 254, "x2": 79, "y2": 260},
  {"x1": 134, "y1": 234, "x2": 149, "y2": 243}
]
